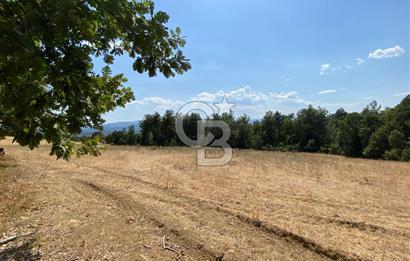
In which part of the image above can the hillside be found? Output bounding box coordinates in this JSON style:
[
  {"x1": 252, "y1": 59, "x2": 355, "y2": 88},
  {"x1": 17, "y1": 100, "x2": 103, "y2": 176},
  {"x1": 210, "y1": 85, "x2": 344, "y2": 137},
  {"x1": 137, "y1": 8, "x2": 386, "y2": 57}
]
[
  {"x1": 80, "y1": 121, "x2": 140, "y2": 136},
  {"x1": 1, "y1": 143, "x2": 409, "y2": 260}
]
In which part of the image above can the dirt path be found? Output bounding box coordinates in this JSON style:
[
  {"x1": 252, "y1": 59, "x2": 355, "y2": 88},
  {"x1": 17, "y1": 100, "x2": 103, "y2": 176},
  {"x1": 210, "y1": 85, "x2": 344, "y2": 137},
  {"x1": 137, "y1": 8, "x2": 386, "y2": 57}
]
[{"x1": 1, "y1": 144, "x2": 410, "y2": 260}]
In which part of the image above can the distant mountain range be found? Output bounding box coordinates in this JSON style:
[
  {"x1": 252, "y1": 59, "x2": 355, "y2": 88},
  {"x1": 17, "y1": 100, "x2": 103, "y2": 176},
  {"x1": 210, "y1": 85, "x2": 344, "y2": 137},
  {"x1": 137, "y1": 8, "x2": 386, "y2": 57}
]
[
  {"x1": 81, "y1": 121, "x2": 140, "y2": 136},
  {"x1": 79, "y1": 117, "x2": 261, "y2": 137}
]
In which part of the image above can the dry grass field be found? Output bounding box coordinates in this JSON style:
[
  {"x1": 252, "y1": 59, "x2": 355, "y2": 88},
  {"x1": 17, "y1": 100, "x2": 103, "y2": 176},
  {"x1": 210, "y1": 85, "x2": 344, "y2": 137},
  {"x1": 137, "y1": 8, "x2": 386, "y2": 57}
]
[{"x1": 1, "y1": 137, "x2": 410, "y2": 260}]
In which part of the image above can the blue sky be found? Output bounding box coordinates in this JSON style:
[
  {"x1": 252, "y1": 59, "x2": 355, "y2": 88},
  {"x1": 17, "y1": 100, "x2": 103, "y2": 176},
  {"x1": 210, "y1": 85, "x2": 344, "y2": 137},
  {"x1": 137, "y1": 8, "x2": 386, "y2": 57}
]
[{"x1": 100, "y1": 0, "x2": 409, "y2": 122}]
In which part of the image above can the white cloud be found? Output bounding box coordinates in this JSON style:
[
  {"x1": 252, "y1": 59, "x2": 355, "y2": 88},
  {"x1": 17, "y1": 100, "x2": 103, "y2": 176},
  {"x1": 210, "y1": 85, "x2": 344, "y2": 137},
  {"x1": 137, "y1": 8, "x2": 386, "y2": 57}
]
[
  {"x1": 320, "y1": 64, "x2": 332, "y2": 75},
  {"x1": 190, "y1": 86, "x2": 309, "y2": 106},
  {"x1": 284, "y1": 78, "x2": 291, "y2": 82},
  {"x1": 368, "y1": 45, "x2": 405, "y2": 59},
  {"x1": 125, "y1": 86, "x2": 313, "y2": 118},
  {"x1": 317, "y1": 89, "x2": 337, "y2": 95},
  {"x1": 225, "y1": 86, "x2": 269, "y2": 102},
  {"x1": 356, "y1": 58, "x2": 366, "y2": 65},
  {"x1": 315, "y1": 45, "x2": 403, "y2": 78},
  {"x1": 323, "y1": 101, "x2": 364, "y2": 110},
  {"x1": 129, "y1": 97, "x2": 183, "y2": 108},
  {"x1": 108, "y1": 85, "x2": 385, "y2": 121},
  {"x1": 191, "y1": 86, "x2": 268, "y2": 103},
  {"x1": 193, "y1": 87, "x2": 313, "y2": 116},
  {"x1": 193, "y1": 92, "x2": 220, "y2": 103},
  {"x1": 320, "y1": 63, "x2": 354, "y2": 75},
  {"x1": 393, "y1": 92, "x2": 410, "y2": 97},
  {"x1": 270, "y1": 91, "x2": 298, "y2": 99}
]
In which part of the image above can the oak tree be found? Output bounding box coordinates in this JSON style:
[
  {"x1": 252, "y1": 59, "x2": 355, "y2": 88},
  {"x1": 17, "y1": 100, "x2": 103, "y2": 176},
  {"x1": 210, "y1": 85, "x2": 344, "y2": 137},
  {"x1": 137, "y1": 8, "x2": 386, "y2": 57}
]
[{"x1": 0, "y1": 0, "x2": 190, "y2": 159}]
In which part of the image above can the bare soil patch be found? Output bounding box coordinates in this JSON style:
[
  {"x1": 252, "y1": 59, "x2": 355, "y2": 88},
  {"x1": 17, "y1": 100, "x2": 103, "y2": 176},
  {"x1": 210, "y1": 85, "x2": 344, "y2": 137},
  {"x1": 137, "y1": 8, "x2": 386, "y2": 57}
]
[{"x1": 1, "y1": 143, "x2": 409, "y2": 260}]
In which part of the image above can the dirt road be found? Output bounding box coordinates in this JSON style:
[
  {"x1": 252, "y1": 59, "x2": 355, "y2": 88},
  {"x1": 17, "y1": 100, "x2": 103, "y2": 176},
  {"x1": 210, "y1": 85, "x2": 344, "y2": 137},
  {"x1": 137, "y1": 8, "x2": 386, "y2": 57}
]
[{"x1": 1, "y1": 143, "x2": 410, "y2": 260}]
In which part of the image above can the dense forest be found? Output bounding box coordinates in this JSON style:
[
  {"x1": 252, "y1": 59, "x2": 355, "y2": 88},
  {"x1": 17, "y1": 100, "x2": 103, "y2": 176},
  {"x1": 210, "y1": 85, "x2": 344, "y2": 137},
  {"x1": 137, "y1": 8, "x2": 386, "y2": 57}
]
[{"x1": 88, "y1": 96, "x2": 410, "y2": 162}]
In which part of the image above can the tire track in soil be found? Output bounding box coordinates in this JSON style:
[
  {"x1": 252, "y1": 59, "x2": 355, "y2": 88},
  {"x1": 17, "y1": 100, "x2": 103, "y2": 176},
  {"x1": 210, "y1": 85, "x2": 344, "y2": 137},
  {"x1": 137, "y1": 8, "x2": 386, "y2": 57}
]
[
  {"x1": 74, "y1": 179, "x2": 221, "y2": 261},
  {"x1": 115, "y1": 188, "x2": 369, "y2": 261},
  {"x1": 72, "y1": 164, "x2": 367, "y2": 261},
  {"x1": 310, "y1": 216, "x2": 410, "y2": 238},
  {"x1": 18, "y1": 157, "x2": 366, "y2": 260},
  {"x1": 17, "y1": 159, "x2": 221, "y2": 260},
  {"x1": 76, "y1": 179, "x2": 308, "y2": 260}
]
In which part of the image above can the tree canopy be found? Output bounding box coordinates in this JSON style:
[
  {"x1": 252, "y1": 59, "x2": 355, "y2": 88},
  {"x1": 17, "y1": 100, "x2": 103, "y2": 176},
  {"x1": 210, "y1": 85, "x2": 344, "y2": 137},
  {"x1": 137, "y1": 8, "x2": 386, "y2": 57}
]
[{"x1": 0, "y1": 0, "x2": 190, "y2": 159}]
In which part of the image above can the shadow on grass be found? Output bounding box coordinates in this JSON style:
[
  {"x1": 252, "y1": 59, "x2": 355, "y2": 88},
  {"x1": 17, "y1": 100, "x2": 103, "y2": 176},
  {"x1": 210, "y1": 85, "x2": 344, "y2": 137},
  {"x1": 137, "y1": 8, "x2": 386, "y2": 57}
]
[{"x1": 0, "y1": 238, "x2": 41, "y2": 261}]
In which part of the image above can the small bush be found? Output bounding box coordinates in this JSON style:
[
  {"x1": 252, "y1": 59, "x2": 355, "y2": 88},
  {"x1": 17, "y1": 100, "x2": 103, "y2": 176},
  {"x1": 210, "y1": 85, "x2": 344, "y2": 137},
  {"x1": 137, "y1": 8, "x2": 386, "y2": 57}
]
[
  {"x1": 401, "y1": 148, "x2": 410, "y2": 162},
  {"x1": 383, "y1": 149, "x2": 401, "y2": 161}
]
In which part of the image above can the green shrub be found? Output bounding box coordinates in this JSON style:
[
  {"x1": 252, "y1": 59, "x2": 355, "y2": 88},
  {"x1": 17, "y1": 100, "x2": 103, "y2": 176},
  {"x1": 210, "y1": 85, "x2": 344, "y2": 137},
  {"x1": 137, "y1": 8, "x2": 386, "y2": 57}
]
[
  {"x1": 401, "y1": 148, "x2": 410, "y2": 162},
  {"x1": 383, "y1": 149, "x2": 401, "y2": 161},
  {"x1": 389, "y1": 130, "x2": 405, "y2": 150}
]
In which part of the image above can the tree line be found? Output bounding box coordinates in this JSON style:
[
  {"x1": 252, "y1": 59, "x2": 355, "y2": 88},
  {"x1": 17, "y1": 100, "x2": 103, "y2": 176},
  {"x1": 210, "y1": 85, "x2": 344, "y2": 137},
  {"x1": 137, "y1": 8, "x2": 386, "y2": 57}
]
[{"x1": 93, "y1": 96, "x2": 410, "y2": 162}]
